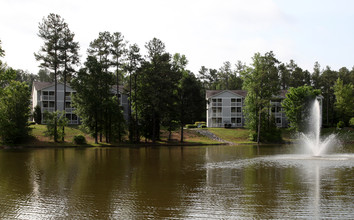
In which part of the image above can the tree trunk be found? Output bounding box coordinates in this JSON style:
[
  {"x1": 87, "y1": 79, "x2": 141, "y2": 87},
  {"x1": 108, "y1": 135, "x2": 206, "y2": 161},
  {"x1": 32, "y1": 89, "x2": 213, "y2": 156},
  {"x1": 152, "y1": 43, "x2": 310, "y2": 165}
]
[
  {"x1": 152, "y1": 110, "x2": 156, "y2": 143},
  {"x1": 95, "y1": 112, "x2": 98, "y2": 144},
  {"x1": 180, "y1": 124, "x2": 184, "y2": 143},
  {"x1": 54, "y1": 68, "x2": 58, "y2": 142},
  {"x1": 257, "y1": 107, "x2": 261, "y2": 144},
  {"x1": 62, "y1": 72, "x2": 66, "y2": 142}
]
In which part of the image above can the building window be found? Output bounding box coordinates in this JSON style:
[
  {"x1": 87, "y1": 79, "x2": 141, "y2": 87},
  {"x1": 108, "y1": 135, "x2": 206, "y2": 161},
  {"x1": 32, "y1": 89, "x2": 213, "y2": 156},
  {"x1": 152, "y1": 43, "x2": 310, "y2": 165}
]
[
  {"x1": 72, "y1": 114, "x2": 78, "y2": 120},
  {"x1": 237, "y1": 118, "x2": 241, "y2": 123},
  {"x1": 276, "y1": 118, "x2": 281, "y2": 124},
  {"x1": 49, "y1": 101, "x2": 54, "y2": 107},
  {"x1": 49, "y1": 91, "x2": 54, "y2": 96},
  {"x1": 43, "y1": 101, "x2": 48, "y2": 107},
  {"x1": 65, "y1": 102, "x2": 71, "y2": 108},
  {"x1": 231, "y1": 107, "x2": 236, "y2": 112},
  {"x1": 231, "y1": 118, "x2": 236, "y2": 123},
  {"x1": 43, "y1": 91, "x2": 48, "y2": 95},
  {"x1": 237, "y1": 107, "x2": 242, "y2": 112}
]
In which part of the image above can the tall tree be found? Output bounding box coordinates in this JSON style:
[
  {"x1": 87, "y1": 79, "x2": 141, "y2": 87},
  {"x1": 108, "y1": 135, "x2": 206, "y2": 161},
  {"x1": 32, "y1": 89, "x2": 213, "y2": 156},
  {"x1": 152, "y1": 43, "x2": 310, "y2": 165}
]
[
  {"x1": 127, "y1": 44, "x2": 142, "y2": 143},
  {"x1": 174, "y1": 54, "x2": 204, "y2": 142},
  {"x1": 333, "y1": 78, "x2": 354, "y2": 124},
  {"x1": 0, "y1": 47, "x2": 31, "y2": 144},
  {"x1": 87, "y1": 32, "x2": 113, "y2": 142},
  {"x1": 110, "y1": 32, "x2": 126, "y2": 103},
  {"x1": 242, "y1": 51, "x2": 280, "y2": 143},
  {"x1": 137, "y1": 38, "x2": 178, "y2": 142},
  {"x1": 72, "y1": 56, "x2": 104, "y2": 144},
  {"x1": 282, "y1": 85, "x2": 321, "y2": 132},
  {"x1": 34, "y1": 13, "x2": 66, "y2": 142},
  {"x1": 59, "y1": 22, "x2": 80, "y2": 141},
  {"x1": 321, "y1": 66, "x2": 338, "y2": 126}
]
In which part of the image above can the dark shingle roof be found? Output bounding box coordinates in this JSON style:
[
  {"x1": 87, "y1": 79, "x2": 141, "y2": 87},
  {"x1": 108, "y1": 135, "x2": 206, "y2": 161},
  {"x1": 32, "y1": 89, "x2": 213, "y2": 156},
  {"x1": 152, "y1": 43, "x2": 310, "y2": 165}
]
[{"x1": 33, "y1": 82, "x2": 53, "y2": 91}]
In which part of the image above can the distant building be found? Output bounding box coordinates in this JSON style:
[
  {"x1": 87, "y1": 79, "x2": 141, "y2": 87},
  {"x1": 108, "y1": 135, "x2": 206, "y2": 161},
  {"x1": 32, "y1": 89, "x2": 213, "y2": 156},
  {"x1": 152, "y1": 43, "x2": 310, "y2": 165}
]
[
  {"x1": 31, "y1": 82, "x2": 129, "y2": 124},
  {"x1": 205, "y1": 90, "x2": 291, "y2": 128}
]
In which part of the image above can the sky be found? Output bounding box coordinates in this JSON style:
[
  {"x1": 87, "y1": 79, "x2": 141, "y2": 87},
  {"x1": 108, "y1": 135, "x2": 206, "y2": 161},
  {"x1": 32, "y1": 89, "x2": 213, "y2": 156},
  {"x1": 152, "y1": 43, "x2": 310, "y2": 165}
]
[{"x1": 1, "y1": 0, "x2": 354, "y2": 75}]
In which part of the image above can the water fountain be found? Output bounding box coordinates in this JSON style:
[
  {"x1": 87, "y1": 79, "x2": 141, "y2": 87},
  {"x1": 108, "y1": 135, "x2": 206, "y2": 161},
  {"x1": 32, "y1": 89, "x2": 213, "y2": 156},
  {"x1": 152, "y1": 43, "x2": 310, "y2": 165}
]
[{"x1": 300, "y1": 99, "x2": 337, "y2": 156}]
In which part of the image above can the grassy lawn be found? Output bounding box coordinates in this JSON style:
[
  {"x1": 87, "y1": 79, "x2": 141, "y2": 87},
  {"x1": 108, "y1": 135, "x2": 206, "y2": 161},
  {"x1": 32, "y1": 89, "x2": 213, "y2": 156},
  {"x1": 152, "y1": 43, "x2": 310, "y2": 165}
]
[
  {"x1": 28, "y1": 124, "x2": 96, "y2": 146},
  {"x1": 205, "y1": 128, "x2": 255, "y2": 144}
]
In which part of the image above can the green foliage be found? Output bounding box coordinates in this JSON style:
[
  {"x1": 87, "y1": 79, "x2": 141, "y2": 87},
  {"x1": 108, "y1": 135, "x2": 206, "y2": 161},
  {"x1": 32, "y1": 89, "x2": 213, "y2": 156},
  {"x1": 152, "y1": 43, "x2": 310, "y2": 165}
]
[
  {"x1": 333, "y1": 78, "x2": 354, "y2": 124},
  {"x1": 198, "y1": 61, "x2": 244, "y2": 90},
  {"x1": 186, "y1": 124, "x2": 197, "y2": 128},
  {"x1": 241, "y1": 51, "x2": 280, "y2": 143},
  {"x1": 33, "y1": 105, "x2": 42, "y2": 124},
  {"x1": 0, "y1": 80, "x2": 31, "y2": 144},
  {"x1": 282, "y1": 85, "x2": 321, "y2": 132},
  {"x1": 349, "y1": 118, "x2": 354, "y2": 127},
  {"x1": 337, "y1": 121, "x2": 345, "y2": 129},
  {"x1": 43, "y1": 111, "x2": 68, "y2": 141},
  {"x1": 73, "y1": 135, "x2": 86, "y2": 145}
]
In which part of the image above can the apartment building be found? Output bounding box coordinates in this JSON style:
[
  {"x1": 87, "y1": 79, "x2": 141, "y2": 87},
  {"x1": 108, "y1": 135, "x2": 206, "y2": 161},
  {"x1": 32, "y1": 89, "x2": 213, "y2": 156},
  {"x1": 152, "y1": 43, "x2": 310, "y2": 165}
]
[
  {"x1": 206, "y1": 90, "x2": 289, "y2": 128},
  {"x1": 31, "y1": 82, "x2": 129, "y2": 124}
]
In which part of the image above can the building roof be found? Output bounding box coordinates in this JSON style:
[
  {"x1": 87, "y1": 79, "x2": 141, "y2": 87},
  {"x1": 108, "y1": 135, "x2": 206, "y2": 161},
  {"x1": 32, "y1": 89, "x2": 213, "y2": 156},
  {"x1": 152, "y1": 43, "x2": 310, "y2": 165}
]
[
  {"x1": 32, "y1": 82, "x2": 53, "y2": 91},
  {"x1": 206, "y1": 90, "x2": 289, "y2": 99},
  {"x1": 206, "y1": 90, "x2": 247, "y2": 99}
]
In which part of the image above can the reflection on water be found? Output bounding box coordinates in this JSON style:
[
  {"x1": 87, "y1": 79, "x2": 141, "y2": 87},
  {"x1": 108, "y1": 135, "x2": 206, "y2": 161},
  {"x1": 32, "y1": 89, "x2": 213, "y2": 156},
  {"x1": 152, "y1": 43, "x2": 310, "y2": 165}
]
[{"x1": 0, "y1": 145, "x2": 353, "y2": 219}]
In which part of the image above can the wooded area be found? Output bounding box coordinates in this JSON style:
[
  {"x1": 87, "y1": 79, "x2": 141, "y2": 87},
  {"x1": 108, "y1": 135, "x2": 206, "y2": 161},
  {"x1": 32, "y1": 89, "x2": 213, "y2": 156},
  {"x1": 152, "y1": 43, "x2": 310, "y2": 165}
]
[{"x1": 0, "y1": 13, "x2": 353, "y2": 144}]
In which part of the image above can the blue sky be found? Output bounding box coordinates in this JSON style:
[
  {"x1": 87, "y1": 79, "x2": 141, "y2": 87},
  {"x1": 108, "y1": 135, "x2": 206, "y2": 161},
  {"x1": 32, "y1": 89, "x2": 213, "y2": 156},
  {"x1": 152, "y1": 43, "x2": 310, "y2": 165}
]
[{"x1": 1, "y1": 0, "x2": 354, "y2": 75}]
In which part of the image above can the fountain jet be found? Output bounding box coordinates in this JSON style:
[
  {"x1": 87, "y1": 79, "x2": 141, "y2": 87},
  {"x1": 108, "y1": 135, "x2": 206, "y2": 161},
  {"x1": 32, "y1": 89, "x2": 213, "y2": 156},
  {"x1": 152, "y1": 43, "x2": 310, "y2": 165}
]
[{"x1": 300, "y1": 99, "x2": 336, "y2": 156}]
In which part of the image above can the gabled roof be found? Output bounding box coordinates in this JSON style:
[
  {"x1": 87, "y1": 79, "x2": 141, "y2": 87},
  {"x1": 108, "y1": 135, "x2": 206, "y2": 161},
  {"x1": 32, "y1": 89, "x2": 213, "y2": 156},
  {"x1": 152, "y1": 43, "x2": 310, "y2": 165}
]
[
  {"x1": 33, "y1": 82, "x2": 53, "y2": 91},
  {"x1": 206, "y1": 90, "x2": 247, "y2": 99},
  {"x1": 206, "y1": 90, "x2": 289, "y2": 99}
]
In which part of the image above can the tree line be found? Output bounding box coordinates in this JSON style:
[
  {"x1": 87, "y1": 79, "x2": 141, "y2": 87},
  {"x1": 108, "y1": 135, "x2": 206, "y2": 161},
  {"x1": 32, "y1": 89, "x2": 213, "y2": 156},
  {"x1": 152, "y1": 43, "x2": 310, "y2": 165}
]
[{"x1": 0, "y1": 13, "x2": 353, "y2": 144}]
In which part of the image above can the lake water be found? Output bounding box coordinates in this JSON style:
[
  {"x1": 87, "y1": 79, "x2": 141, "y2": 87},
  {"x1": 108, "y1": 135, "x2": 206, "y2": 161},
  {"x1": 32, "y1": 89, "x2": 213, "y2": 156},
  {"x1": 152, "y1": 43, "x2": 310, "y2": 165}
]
[{"x1": 0, "y1": 145, "x2": 353, "y2": 219}]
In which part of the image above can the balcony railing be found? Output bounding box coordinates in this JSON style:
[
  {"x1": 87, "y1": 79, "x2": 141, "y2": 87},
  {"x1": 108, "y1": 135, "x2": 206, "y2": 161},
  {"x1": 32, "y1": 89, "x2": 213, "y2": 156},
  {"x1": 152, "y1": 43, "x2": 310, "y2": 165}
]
[
  {"x1": 211, "y1": 102, "x2": 222, "y2": 107},
  {"x1": 41, "y1": 95, "x2": 55, "y2": 101},
  {"x1": 42, "y1": 107, "x2": 55, "y2": 112},
  {"x1": 231, "y1": 102, "x2": 242, "y2": 107},
  {"x1": 65, "y1": 108, "x2": 74, "y2": 113},
  {"x1": 65, "y1": 96, "x2": 71, "y2": 101},
  {"x1": 231, "y1": 112, "x2": 242, "y2": 117},
  {"x1": 211, "y1": 113, "x2": 222, "y2": 117}
]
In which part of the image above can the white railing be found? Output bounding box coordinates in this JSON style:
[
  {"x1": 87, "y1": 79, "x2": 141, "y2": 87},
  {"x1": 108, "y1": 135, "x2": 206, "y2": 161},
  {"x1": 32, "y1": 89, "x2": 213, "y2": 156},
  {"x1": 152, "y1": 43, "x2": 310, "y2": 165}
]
[
  {"x1": 42, "y1": 107, "x2": 55, "y2": 112},
  {"x1": 231, "y1": 112, "x2": 242, "y2": 117},
  {"x1": 65, "y1": 108, "x2": 74, "y2": 113},
  {"x1": 41, "y1": 95, "x2": 55, "y2": 101},
  {"x1": 211, "y1": 103, "x2": 222, "y2": 107},
  {"x1": 211, "y1": 113, "x2": 222, "y2": 117},
  {"x1": 231, "y1": 102, "x2": 242, "y2": 107},
  {"x1": 65, "y1": 96, "x2": 71, "y2": 101}
]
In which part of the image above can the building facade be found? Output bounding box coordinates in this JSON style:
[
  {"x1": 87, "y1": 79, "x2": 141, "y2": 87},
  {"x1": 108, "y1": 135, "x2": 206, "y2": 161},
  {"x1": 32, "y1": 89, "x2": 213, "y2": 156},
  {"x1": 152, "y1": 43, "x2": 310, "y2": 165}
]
[
  {"x1": 32, "y1": 82, "x2": 129, "y2": 124},
  {"x1": 206, "y1": 90, "x2": 289, "y2": 128}
]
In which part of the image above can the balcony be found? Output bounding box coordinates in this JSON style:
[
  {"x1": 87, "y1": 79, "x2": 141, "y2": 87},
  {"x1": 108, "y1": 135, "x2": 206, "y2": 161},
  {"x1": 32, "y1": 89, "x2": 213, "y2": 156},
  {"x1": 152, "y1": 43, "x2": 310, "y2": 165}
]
[
  {"x1": 41, "y1": 95, "x2": 55, "y2": 101},
  {"x1": 211, "y1": 102, "x2": 222, "y2": 107},
  {"x1": 42, "y1": 107, "x2": 55, "y2": 112},
  {"x1": 65, "y1": 108, "x2": 74, "y2": 113},
  {"x1": 211, "y1": 113, "x2": 222, "y2": 117},
  {"x1": 231, "y1": 102, "x2": 242, "y2": 107},
  {"x1": 231, "y1": 112, "x2": 242, "y2": 117}
]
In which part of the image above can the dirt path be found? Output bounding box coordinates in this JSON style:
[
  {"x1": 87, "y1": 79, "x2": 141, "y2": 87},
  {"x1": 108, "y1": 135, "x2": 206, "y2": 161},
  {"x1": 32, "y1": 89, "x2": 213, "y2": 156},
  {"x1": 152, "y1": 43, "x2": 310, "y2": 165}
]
[{"x1": 194, "y1": 129, "x2": 235, "y2": 145}]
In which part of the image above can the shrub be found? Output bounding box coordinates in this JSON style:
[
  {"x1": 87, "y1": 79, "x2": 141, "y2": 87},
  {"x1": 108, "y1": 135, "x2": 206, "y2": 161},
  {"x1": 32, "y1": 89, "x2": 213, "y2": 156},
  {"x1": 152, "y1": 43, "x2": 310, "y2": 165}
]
[
  {"x1": 33, "y1": 105, "x2": 42, "y2": 124},
  {"x1": 201, "y1": 125, "x2": 207, "y2": 128},
  {"x1": 73, "y1": 135, "x2": 86, "y2": 145},
  {"x1": 350, "y1": 118, "x2": 354, "y2": 127},
  {"x1": 337, "y1": 121, "x2": 345, "y2": 129},
  {"x1": 186, "y1": 124, "x2": 197, "y2": 129}
]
